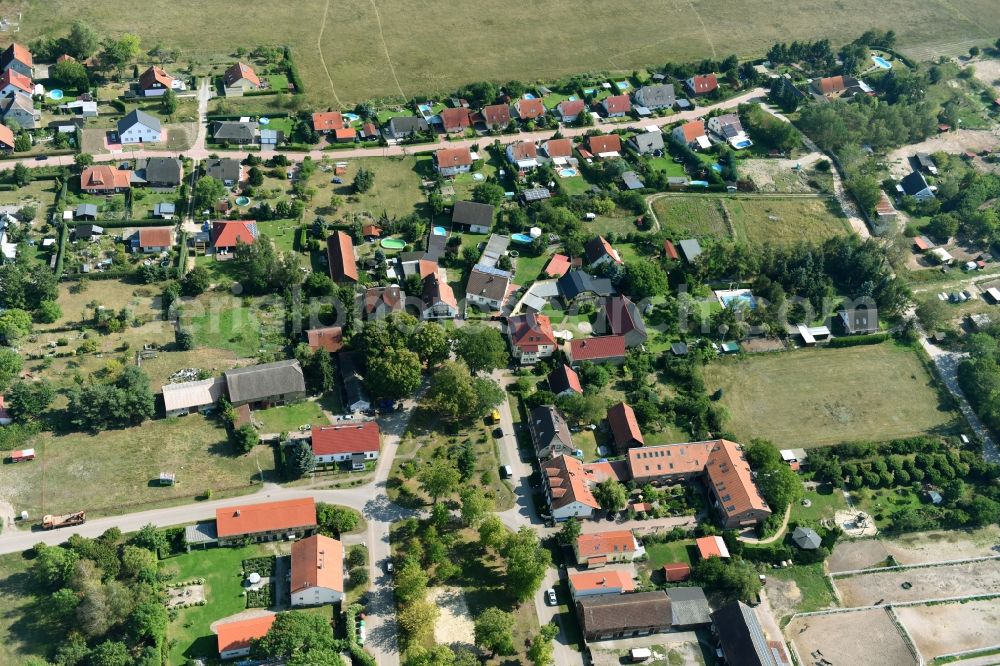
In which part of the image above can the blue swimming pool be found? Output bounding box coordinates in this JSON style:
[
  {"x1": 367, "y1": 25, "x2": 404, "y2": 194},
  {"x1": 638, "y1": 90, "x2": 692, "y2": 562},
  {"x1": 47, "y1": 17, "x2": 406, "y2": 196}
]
[
  {"x1": 583, "y1": 88, "x2": 595, "y2": 95},
  {"x1": 259, "y1": 117, "x2": 270, "y2": 125},
  {"x1": 48, "y1": 89, "x2": 64, "y2": 100},
  {"x1": 567, "y1": 95, "x2": 578, "y2": 101},
  {"x1": 615, "y1": 81, "x2": 629, "y2": 90},
  {"x1": 872, "y1": 55, "x2": 892, "y2": 69},
  {"x1": 418, "y1": 104, "x2": 434, "y2": 118},
  {"x1": 432, "y1": 226, "x2": 447, "y2": 236},
  {"x1": 734, "y1": 139, "x2": 753, "y2": 149},
  {"x1": 719, "y1": 293, "x2": 758, "y2": 310},
  {"x1": 511, "y1": 233, "x2": 534, "y2": 244},
  {"x1": 344, "y1": 113, "x2": 360, "y2": 122},
  {"x1": 689, "y1": 180, "x2": 709, "y2": 187},
  {"x1": 711, "y1": 163, "x2": 722, "y2": 172},
  {"x1": 559, "y1": 168, "x2": 578, "y2": 178},
  {"x1": 522, "y1": 93, "x2": 536, "y2": 100}
]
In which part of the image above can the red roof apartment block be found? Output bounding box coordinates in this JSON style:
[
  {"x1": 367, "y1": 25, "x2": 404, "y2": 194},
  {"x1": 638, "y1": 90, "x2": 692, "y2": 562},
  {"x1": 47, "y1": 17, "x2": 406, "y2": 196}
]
[
  {"x1": 607, "y1": 402, "x2": 645, "y2": 453},
  {"x1": 311, "y1": 421, "x2": 381, "y2": 457},
  {"x1": 215, "y1": 498, "x2": 317, "y2": 540},
  {"x1": 327, "y1": 231, "x2": 358, "y2": 283}
]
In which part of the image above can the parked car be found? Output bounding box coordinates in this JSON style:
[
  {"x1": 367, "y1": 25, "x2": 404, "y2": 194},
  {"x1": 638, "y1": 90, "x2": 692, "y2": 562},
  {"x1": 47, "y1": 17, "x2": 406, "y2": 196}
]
[
  {"x1": 385, "y1": 560, "x2": 394, "y2": 574},
  {"x1": 500, "y1": 465, "x2": 513, "y2": 479},
  {"x1": 545, "y1": 588, "x2": 557, "y2": 606}
]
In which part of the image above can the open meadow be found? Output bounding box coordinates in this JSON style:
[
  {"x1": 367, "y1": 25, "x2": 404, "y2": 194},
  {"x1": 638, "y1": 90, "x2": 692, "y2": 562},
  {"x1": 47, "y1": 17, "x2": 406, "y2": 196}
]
[
  {"x1": 0, "y1": 416, "x2": 274, "y2": 520},
  {"x1": 704, "y1": 344, "x2": 957, "y2": 448},
  {"x1": 11, "y1": 0, "x2": 1000, "y2": 104}
]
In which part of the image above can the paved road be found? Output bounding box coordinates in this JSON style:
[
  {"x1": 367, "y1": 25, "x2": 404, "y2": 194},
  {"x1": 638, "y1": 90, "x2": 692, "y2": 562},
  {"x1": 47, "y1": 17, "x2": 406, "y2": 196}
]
[
  {"x1": 0, "y1": 87, "x2": 768, "y2": 170},
  {"x1": 919, "y1": 337, "x2": 1000, "y2": 462}
]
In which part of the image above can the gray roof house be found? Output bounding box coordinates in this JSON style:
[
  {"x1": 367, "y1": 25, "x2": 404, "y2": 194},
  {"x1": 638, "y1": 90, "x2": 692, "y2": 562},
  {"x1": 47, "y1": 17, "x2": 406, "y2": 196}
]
[
  {"x1": 117, "y1": 109, "x2": 162, "y2": 145},
  {"x1": 452, "y1": 200, "x2": 495, "y2": 234},
  {"x1": 339, "y1": 351, "x2": 371, "y2": 412},
  {"x1": 1, "y1": 94, "x2": 40, "y2": 129},
  {"x1": 667, "y1": 587, "x2": 712, "y2": 628},
  {"x1": 622, "y1": 171, "x2": 645, "y2": 190},
  {"x1": 557, "y1": 270, "x2": 615, "y2": 304},
  {"x1": 711, "y1": 601, "x2": 780, "y2": 666},
  {"x1": 629, "y1": 130, "x2": 665, "y2": 155},
  {"x1": 137, "y1": 157, "x2": 183, "y2": 188},
  {"x1": 478, "y1": 233, "x2": 510, "y2": 268},
  {"x1": 898, "y1": 171, "x2": 935, "y2": 200},
  {"x1": 678, "y1": 239, "x2": 702, "y2": 263},
  {"x1": 599, "y1": 295, "x2": 647, "y2": 347},
  {"x1": 528, "y1": 405, "x2": 574, "y2": 459},
  {"x1": 633, "y1": 84, "x2": 676, "y2": 110},
  {"x1": 223, "y1": 359, "x2": 306, "y2": 407},
  {"x1": 385, "y1": 116, "x2": 429, "y2": 140},
  {"x1": 838, "y1": 305, "x2": 878, "y2": 335},
  {"x1": 74, "y1": 203, "x2": 98, "y2": 220},
  {"x1": 205, "y1": 157, "x2": 243, "y2": 186},
  {"x1": 212, "y1": 121, "x2": 259, "y2": 145},
  {"x1": 153, "y1": 202, "x2": 176, "y2": 219},
  {"x1": 791, "y1": 526, "x2": 821, "y2": 550}
]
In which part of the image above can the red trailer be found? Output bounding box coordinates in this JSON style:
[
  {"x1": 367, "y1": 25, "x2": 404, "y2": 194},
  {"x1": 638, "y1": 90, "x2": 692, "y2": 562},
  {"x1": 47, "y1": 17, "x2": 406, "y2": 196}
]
[{"x1": 8, "y1": 448, "x2": 35, "y2": 463}]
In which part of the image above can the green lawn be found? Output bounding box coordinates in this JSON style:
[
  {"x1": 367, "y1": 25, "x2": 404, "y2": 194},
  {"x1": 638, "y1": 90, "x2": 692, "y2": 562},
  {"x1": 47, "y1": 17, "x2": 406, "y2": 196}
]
[
  {"x1": 645, "y1": 540, "x2": 697, "y2": 569},
  {"x1": 0, "y1": 416, "x2": 274, "y2": 521},
  {"x1": 254, "y1": 401, "x2": 331, "y2": 434},
  {"x1": 792, "y1": 484, "x2": 848, "y2": 524},
  {"x1": 0, "y1": 551, "x2": 48, "y2": 665},
  {"x1": 559, "y1": 175, "x2": 592, "y2": 196},
  {"x1": 704, "y1": 344, "x2": 958, "y2": 448},
  {"x1": 651, "y1": 196, "x2": 730, "y2": 239},
  {"x1": 854, "y1": 486, "x2": 925, "y2": 529},
  {"x1": 160, "y1": 543, "x2": 278, "y2": 665},
  {"x1": 724, "y1": 196, "x2": 851, "y2": 247},
  {"x1": 766, "y1": 563, "x2": 838, "y2": 615},
  {"x1": 182, "y1": 295, "x2": 287, "y2": 358},
  {"x1": 647, "y1": 156, "x2": 688, "y2": 177},
  {"x1": 306, "y1": 155, "x2": 428, "y2": 222},
  {"x1": 514, "y1": 251, "x2": 552, "y2": 284}
]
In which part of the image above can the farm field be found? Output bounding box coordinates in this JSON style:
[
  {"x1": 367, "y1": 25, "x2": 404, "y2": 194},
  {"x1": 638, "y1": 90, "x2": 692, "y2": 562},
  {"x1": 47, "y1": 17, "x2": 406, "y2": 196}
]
[
  {"x1": 786, "y1": 608, "x2": 918, "y2": 666},
  {"x1": 704, "y1": 344, "x2": 957, "y2": 448},
  {"x1": 895, "y1": 599, "x2": 1000, "y2": 661},
  {"x1": 833, "y1": 558, "x2": 1000, "y2": 607},
  {"x1": 0, "y1": 416, "x2": 274, "y2": 520},
  {"x1": 724, "y1": 196, "x2": 850, "y2": 246},
  {"x1": 14, "y1": 0, "x2": 1000, "y2": 105}
]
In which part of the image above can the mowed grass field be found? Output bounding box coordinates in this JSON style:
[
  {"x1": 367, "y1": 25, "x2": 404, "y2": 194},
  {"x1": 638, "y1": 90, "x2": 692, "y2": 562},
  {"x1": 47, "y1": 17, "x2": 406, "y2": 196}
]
[
  {"x1": 704, "y1": 344, "x2": 957, "y2": 448},
  {"x1": 0, "y1": 416, "x2": 274, "y2": 520},
  {"x1": 652, "y1": 195, "x2": 849, "y2": 246},
  {"x1": 13, "y1": 0, "x2": 1000, "y2": 104}
]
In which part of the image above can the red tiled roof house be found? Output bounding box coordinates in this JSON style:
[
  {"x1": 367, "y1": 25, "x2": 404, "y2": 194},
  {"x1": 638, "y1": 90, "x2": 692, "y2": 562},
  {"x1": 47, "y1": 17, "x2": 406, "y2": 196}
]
[
  {"x1": 508, "y1": 312, "x2": 557, "y2": 364},
  {"x1": 607, "y1": 402, "x2": 645, "y2": 454},
  {"x1": 291, "y1": 534, "x2": 344, "y2": 606},
  {"x1": 311, "y1": 421, "x2": 381, "y2": 469},
  {"x1": 80, "y1": 165, "x2": 133, "y2": 194},
  {"x1": 211, "y1": 220, "x2": 259, "y2": 253},
  {"x1": 217, "y1": 615, "x2": 276, "y2": 660},
  {"x1": 434, "y1": 146, "x2": 473, "y2": 177},
  {"x1": 574, "y1": 530, "x2": 644, "y2": 567},
  {"x1": 215, "y1": 497, "x2": 317, "y2": 546},
  {"x1": 326, "y1": 231, "x2": 358, "y2": 283}
]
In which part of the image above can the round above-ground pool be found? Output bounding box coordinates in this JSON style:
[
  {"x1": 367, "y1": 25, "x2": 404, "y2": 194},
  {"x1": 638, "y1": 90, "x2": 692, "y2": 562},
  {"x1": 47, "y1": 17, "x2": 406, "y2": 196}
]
[
  {"x1": 259, "y1": 117, "x2": 270, "y2": 125},
  {"x1": 380, "y1": 238, "x2": 406, "y2": 250},
  {"x1": 522, "y1": 93, "x2": 536, "y2": 99},
  {"x1": 872, "y1": 55, "x2": 892, "y2": 69},
  {"x1": 559, "y1": 168, "x2": 578, "y2": 178},
  {"x1": 235, "y1": 196, "x2": 250, "y2": 206},
  {"x1": 511, "y1": 233, "x2": 534, "y2": 244},
  {"x1": 48, "y1": 89, "x2": 64, "y2": 100},
  {"x1": 432, "y1": 226, "x2": 447, "y2": 236}
]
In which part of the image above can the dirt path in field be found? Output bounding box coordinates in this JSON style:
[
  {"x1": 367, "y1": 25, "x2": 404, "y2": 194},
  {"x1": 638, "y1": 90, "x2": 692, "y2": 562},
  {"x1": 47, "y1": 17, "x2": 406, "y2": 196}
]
[
  {"x1": 315, "y1": 0, "x2": 343, "y2": 108},
  {"x1": 369, "y1": 0, "x2": 406, "y2": 101}
]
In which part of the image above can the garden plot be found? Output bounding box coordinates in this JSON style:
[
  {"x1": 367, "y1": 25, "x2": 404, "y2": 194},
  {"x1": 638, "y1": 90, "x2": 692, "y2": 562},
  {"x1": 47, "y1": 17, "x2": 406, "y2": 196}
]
[
  {"x1": 833, "y1": 558, "x2": 1000, "y2": 607},
  {"x1": 786, "y1": 608, "x2": 917, "y2": 666},
  {"x1": 895, "y1": 599, "x2": 1000, "y2": 661}
]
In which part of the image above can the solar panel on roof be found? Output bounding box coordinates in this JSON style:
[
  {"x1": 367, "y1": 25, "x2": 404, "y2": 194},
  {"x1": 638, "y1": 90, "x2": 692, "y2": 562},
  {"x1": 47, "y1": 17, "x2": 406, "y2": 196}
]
[{"x1": 472, "y1": 264, "x2": 511, "y2": 279}]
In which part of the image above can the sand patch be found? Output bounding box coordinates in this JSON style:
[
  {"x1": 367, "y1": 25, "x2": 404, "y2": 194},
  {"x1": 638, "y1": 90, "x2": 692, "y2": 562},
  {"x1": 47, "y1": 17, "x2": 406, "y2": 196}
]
[
  {"x1": 896, "y1": 599, "x2": 1000, "y2": 659},
  {"x1": 428, "y1": 586, "x2": 476, "y2": 649}
]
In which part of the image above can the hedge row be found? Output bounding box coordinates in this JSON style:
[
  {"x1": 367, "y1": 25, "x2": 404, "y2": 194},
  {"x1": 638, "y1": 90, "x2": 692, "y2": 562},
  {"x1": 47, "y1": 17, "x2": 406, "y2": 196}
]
[
  {"x1": 284, "y1": 45, "x2": 305, "y2": 94},
  {"x1": 67, "y1": 218, "x2": 175, "y2": 228},
  {"x1": 829, "y1": 332, "x2": 890, "y2": 348},
  {"x1": 54, "y1": 222, "x2": 69, "y2": 278},
  {"x1": 176, "y1": 231, "x2": 189, "y2": 278},
  {"x1": 60, "y1": 269, "x2": 133, "y2": 282}
]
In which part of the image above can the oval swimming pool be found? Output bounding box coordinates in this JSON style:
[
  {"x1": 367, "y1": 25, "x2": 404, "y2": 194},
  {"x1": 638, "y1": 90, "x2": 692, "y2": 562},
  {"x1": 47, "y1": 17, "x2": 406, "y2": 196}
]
[
  {"x1": 380, "y1": 238, "x2": 406, "y2": 250},
  {"x1": 48, "y1": 89, "x2": 64, "y2": 100},
  {"x1": 511, "y1": 233, "x2": 534, "y2": 244},
  {"x1": 432, "y1": 226, "x2": 447, "y2": 236},
  {"x1": 872, "y1": 55, "x2": 892, "y2": 69}
]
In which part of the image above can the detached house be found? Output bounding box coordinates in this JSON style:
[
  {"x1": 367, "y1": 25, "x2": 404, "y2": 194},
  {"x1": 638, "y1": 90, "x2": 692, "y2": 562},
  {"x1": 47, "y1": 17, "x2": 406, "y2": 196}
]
[
  {"x1": 586, "y1": 134, "x2": 621, "y2": 157},
  {"x1": 686, "y1": 74, "x2": 718, "y2": 96},
  {"x1": 513, "y1": 97, "x2": 545, "y2": 120},
  {"x1": 557, "y1": 99, "x2": 586, "y2": 123},
  {"x1": 312, "y1": 111, "x2": 345, "y2": 134},
  {"x1": 212, "y1": 120, "x2": 259, "y2": 145},
  {"x1": 0, "y1": 69, "x2": 32, "y2": 98},
  {"x1": 607, "y1": 402, "x2": 645, "y2": 454},
  {"x1": 707, "y1": 113, "x2": 751, "y2": 149},
  {"x1": 629, "y1": 130, "x2": 664, "y2": 155},
  {"x1": 137, "y1": 157, "x2": 182, "y2": 188},
  {"x1": 542, "y1": 454, "x2": 601, "y2": 520},
  {"x1": 837, "y1": 304, "x2": 878, "y2": 334},
  {"x1": 223, "y1": 61, "x2": 262, "y2": 92},
  {"x1": 134, "y1": 227, "x2": 174, "y2": 253},
  {"x1": 673, "y1": 120, "x2": 710, "y2": 150},
  {"x1": 311, "y1": 421, "x2": 381, "y2": 468},
  {"x1": 205, "y1": 157, "x2": 244, "y2": 186},
  {"x1": 305, "y1": 326, "x2": 344, "y2": 353},
  {"x1": 574, "y1": 530, "x2": 643, "y2": 567},
  {"x1": 543, "y1": 138, "x2": 574, "y2": 160},
  {"x1": 212, "y1": 220, "x2": 259, "y2": 253},
  {"x1": 0, "y1": 123, "x2": 14, "y2": 153},
  {"x1": 215, "y1": 497, "x2": 317, "y2": 546},
  {"x1": 481, "y1": 103, "x2": 511, "y2": 129},
  {"x1": 440, "y1": 106, "x2": 471, "y2": 133},
  {"x1": 217, "y1": 616, "x2": 276, "y2": 661},
  {"x1": 568, "y1": 336, "x2": 627, "y2": 365},
  {"x1": 118, "y1": 110, "x2": 162, "y2": 144},
  {"x1": 557, "y1": 270, "x2": 615, "y2": 305},
  {"x1": 898, "y1": 171, "x2": 935, "y2": 200},
  {"x1": 569, "y1": 570, "x2": 635, "y2": 598},
  {"x1": 0, "y1": 43, "x2": 32, "y2": 79},
  {"x1": 466, "y1": 264, "x2": 513, "y2": 311},
  {"x1": 224, "y1": 359, "x2": 307, "y2": 408},
  {"x1": 529, "y1": 405, "x2": 574, "y2": 459},
  {"x1": 326, "y1": 231, "x2": 359, "y2": 283},
  {"x1": 508, "y1": 312, "x2": 557, "y2": 364},
  {"x1": 81, "y1": 165, "x2": 132, "y2": 194},
  {"x1": 600, "y1": 295, "x2": 647, "y2": 347},
  {"x1": 704, "y1": 439, "x2": 772, "y2": 528},
  {"x1": 633, "y1": 84, "x2": 676, "y2": 110},
  {"x1": 576, "y1": 591, "x2": 673, "y2": 642},
  {"x1": 601, "y1": 94, "x2": 631, "y2": 118},
  {"x1": 810, "y1": 75, "x2": 872, "y2": 99},
  {"x1": 385, "y1": 116, "x2": 429, "y2": 140},
  {"x1": 290, "y1": 534, "x2": 344, "y2": 606},
  {"x1": 452, "y1": 200, "x2": 495, "y2": 233},
  {"x1": 1, "y1": 94, "x2": 40, "y2": 129},
  {"x1": 507, "y1": 141, "x2": 539, "y2": 173},
  {"x1": 421, "y1": 273, "x2": 459, "y2": 319},
  {"x1": 585, "y1": 235, "x2": 622, "y2": 268},
  {"x1": 434, "y1": 146, "x2": 473, "y2": 177},
  {"x1": 548, "y1": 364, "x2": 583, "y2": 397},
  {"x1": 363, "y1": 286, "x2": 404, "y2": 319},
  {"x1": 138, "y1": 66, "x2": 182, "y2": 96}
]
